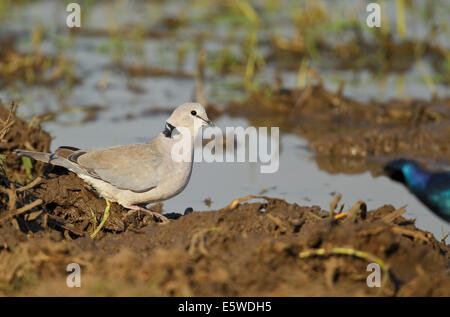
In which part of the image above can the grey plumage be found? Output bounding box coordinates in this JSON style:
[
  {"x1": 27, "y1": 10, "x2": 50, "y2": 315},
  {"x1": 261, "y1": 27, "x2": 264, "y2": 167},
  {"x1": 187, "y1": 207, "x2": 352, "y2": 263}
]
[{"x1": 14, "y1": 143, "x2": 164, "y2": 193}]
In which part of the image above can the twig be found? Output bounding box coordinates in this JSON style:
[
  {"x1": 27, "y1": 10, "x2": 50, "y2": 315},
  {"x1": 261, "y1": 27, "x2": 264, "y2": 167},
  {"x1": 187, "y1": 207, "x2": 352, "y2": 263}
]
[
  {"x1": 299, "y1": 247, "x2": 391, "y2": 291},
  {"x1": 382, "y1": 205, "x2": 406, "y2": 223},
  {"x1": 299, "y1": 247, "x2": 389, "y2": 270},
  {"x1": 222, "y1": 195, "x2": 281, "y2": 211},
  {"x1": 0, "y1": 199, "x2": 43, "y2": 223},
  {"x1": 266, "y1": 214, "x2": 287, "y2": 232},
  {"x1": 329, "y1": 193, "x2": 342, "y2": 217},
  {"x1": 0, "y1": 102, "x2": 17, "y2": 142},
  {"x1": 16, "y1": 176, "x2": 42, "y2": 192},
  {"x1": 334, "y1": 200, "x2": 367, "y2": 221},
  {"x1": 0, "y1": 176, "x2": 42, "y2": 209},
  {"x1": 188, "y1": 228, "x2": 219, "y2": 256},
  {"x1": 305, "y1": 210, "x2": 323, "y2": 222},
  {"x1": 344, "y1": 201, "x2": 367, "y2": 223},
  {"x1": 88, "y1": 206, "x2": 97, "y2": 231},
  {"x1": 390, "y1": 226, "x2": 431, "y2": 243},
  {"x1": 46, "y1": 214, "x2": 85, "y2": 237},
  {"x1": 0, "y1": 184, "x2": 17, "y2": 211}
]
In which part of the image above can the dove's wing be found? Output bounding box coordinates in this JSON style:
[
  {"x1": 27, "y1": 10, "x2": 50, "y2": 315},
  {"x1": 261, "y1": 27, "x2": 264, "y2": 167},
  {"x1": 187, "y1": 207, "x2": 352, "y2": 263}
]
[{"x1": 73, "y1": 142, "x2": 165, "y2": 192}]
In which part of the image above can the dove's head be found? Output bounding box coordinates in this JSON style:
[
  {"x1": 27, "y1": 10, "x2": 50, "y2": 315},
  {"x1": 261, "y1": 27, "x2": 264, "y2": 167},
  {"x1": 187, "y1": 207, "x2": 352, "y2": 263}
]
[{"x1": 166, "y1": 103, "x2": 213, "y2": 135}]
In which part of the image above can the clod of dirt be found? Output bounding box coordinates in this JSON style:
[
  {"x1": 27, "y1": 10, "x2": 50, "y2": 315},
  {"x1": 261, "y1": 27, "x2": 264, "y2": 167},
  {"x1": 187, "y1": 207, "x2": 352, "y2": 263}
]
[{"x1": 0, "y1": 101, "x2": 51, "y2": 182}]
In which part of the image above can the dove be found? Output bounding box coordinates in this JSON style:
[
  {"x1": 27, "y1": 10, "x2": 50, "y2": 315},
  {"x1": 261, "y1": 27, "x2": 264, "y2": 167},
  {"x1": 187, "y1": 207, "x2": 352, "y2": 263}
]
[{"x1": 14, "y1": 103, "x2": 213, "y2": 235}]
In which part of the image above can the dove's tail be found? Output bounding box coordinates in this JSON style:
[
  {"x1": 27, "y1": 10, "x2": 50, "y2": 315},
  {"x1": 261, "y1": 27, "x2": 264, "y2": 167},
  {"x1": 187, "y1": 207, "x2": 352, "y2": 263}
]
[
  {"x1": 13, "y1": 149, "x2": 83, "y2": 173},
  {"x1": 13, "y1": 149, "x2": 52, "y2": 163}
]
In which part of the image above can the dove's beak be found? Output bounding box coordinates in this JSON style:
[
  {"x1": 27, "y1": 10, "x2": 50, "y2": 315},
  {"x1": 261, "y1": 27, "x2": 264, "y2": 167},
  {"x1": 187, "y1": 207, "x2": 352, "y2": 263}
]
[{"x1": 197, "y1": 115, "x2": 214, "y2": 127}]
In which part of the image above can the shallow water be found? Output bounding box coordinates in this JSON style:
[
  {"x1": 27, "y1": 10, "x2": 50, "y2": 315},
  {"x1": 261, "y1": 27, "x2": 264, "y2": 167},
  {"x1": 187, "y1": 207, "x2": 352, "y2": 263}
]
[{"x1": 0, "y1": 0, "x2": 449, "y2": 238}]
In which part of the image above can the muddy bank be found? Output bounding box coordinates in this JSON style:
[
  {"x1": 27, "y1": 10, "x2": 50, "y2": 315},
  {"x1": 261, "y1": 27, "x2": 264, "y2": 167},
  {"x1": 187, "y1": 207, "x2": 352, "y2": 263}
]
[
  {"x1": 0, "y1": 101, "x2": 448, "y2": 296},
  {"x1": 1, "y1": 195, "x2": 449, "y2": 296},
  {"x1": 0, "y1": 36, "x2": 78, "y2": 87},
  {"x1": 228, "y1": 85, "x2": 450, "y2": 173}
]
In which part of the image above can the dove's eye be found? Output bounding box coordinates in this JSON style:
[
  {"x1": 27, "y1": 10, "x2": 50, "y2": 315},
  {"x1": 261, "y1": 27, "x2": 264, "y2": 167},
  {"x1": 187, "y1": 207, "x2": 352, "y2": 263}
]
[{"x1": 191, "y1": 110, "x2": 197, "y2": 116}]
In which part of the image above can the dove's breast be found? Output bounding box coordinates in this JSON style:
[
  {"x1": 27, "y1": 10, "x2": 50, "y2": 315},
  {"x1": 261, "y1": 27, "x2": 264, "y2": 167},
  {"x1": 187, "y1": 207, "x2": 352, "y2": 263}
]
[{"x1": 114, "y1": 159, "x2": 194, "y2": 205}]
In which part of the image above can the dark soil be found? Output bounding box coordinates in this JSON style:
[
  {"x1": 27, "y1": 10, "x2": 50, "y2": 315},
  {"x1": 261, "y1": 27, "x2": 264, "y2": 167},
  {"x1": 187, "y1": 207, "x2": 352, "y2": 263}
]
[
  {"x1": 0, "y1": 102, "x2": 51, "y2": 182},
  {"x1": 0, "y1": 100, "x2": 449, "y2": 296},
  {"x1": 228, "y1": 85, "x2": 450, "y2": 174}
]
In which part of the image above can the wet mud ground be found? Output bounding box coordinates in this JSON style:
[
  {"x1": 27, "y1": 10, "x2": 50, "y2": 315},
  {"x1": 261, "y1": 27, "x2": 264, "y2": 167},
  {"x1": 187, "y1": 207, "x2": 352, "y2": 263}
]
[
  {"x1": 0, "y1": 100, "x2": 449, "y2": 296},
  {"x1": 228, "y1": 85, "x2": 450, "y2": 174}
]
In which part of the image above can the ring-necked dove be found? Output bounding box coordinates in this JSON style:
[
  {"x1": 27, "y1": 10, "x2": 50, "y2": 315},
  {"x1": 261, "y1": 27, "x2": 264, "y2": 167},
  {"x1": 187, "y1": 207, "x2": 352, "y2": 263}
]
[{"x1": 14, "y1": 103, "x2": 213, "y2": 227}]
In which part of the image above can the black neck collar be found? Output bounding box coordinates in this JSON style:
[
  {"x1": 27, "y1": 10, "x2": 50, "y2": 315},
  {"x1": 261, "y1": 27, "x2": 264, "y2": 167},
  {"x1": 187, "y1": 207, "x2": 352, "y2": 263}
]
[{"x1": 162, "y1": 122, "x2": 176, "y2": 138}]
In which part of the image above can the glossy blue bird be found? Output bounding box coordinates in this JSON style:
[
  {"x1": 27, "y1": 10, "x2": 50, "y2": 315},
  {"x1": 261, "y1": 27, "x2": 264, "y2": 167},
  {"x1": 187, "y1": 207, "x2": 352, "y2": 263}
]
[{"x1": 384, "y1": 159, "x2": 450, "y2": 223}]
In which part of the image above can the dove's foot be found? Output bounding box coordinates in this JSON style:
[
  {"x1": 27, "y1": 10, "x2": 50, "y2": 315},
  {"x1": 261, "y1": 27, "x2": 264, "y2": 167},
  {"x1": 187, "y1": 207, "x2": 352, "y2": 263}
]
[
  {"x1": 125, "y1": 205, "x2": 169, "y2": 223},
  {"x1": 90, "y1": 200, "x2": 111, "y2": 239}
]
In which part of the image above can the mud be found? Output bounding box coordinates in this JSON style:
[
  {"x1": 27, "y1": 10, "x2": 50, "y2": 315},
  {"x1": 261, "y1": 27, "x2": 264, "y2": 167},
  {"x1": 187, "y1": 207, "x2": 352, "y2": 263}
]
[
  {"x1": 117, "y1": 63, "x2": 194, "y2": 79},
  {"x1": 0, "y1": 36, "x2": 79, "y2": 87},
  {"x1": 270, "y1": 29, "x2": 448, "y2": 76},
  {"x1": 228, "y1": 85, "x2": 450, "y2": 172},
  {"x1": 0, "y1": 101, "x2": 51, "y2": 182},
  {"x1": 1, "y1": 194, "x2": 449, "y2": 296},
  {"x1": 0, "y1": 101, "x2": 449, "y2": 296}
]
